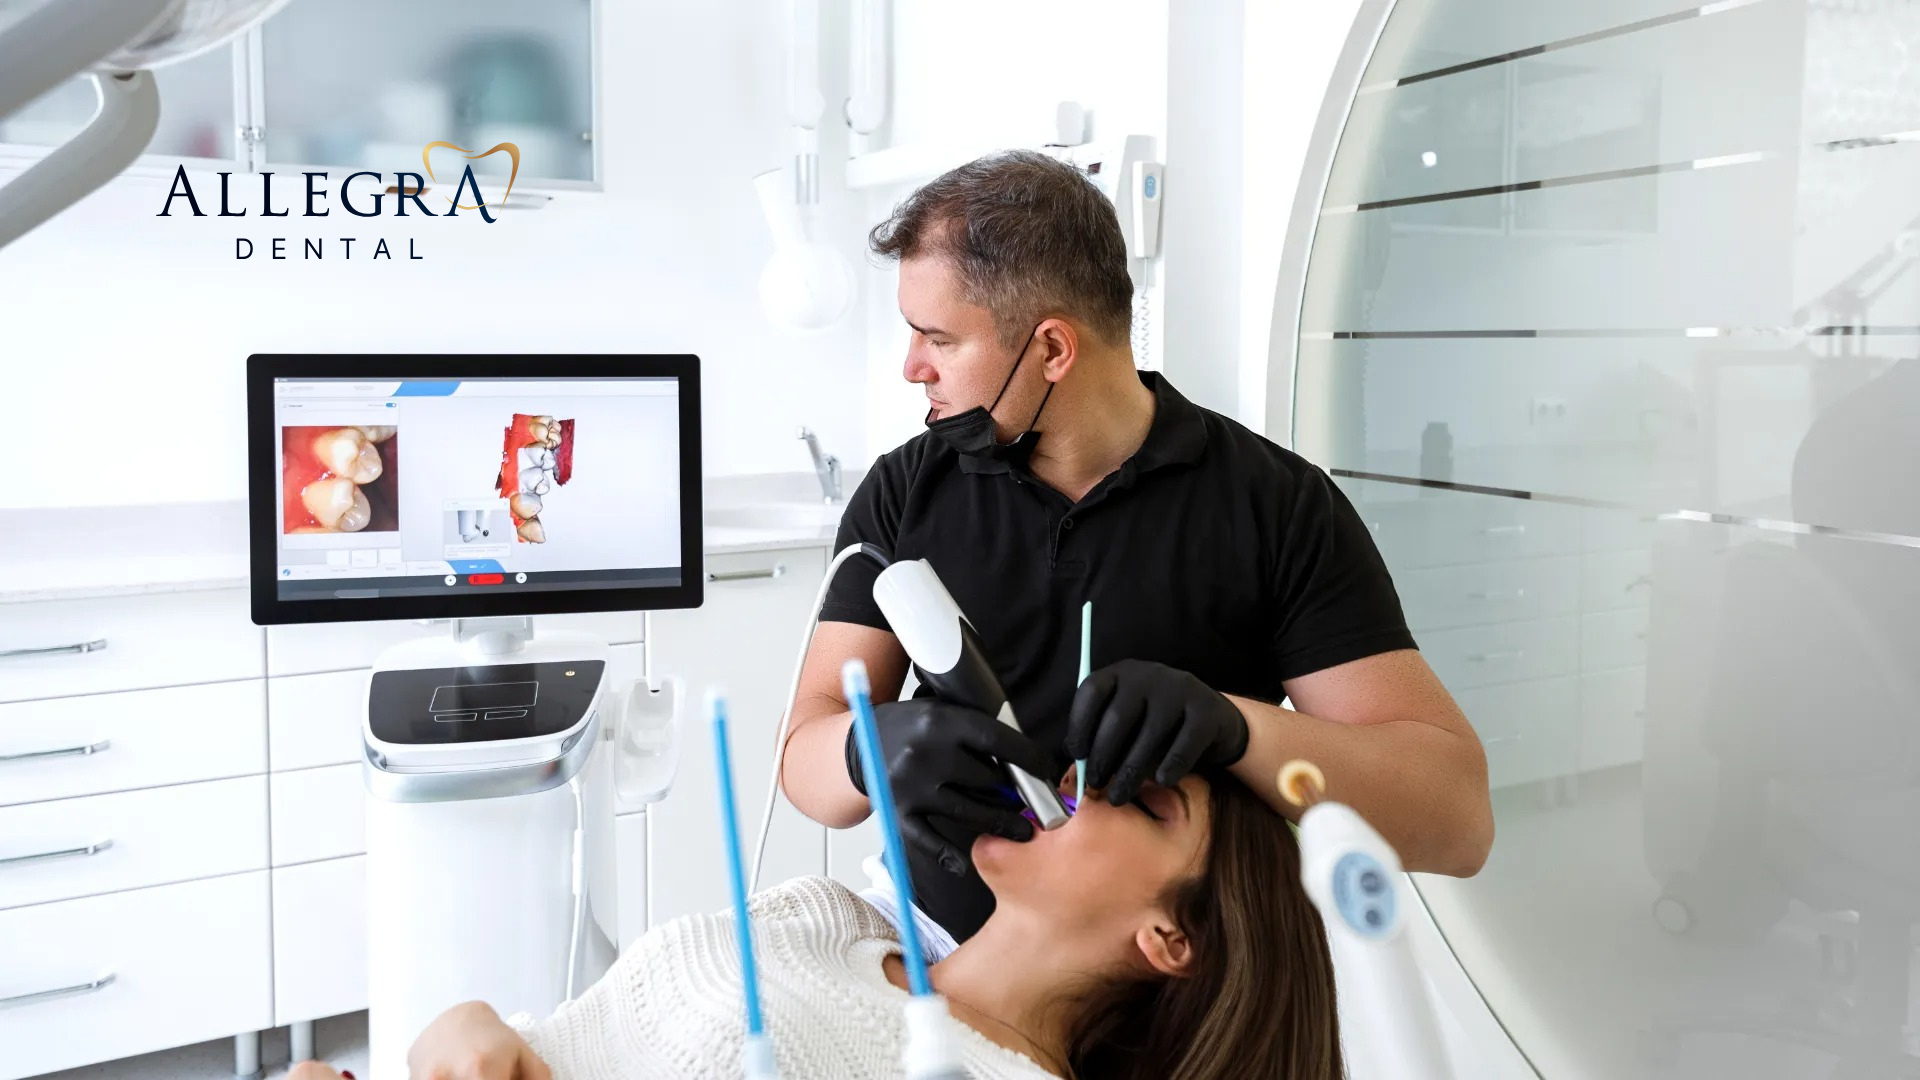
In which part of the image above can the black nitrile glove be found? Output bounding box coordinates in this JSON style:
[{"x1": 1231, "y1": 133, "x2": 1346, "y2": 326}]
[
  {"x1": 1065, "y1": 659, "x2": 1250, "y2": 806},
  {"x1": 845, "y1": 698, "x2": 1062, "y2": 876}
]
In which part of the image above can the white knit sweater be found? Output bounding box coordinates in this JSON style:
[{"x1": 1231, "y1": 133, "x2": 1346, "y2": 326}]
[{"x1": 513, "y1": 875, "x2": 1056, "y2": 1080}]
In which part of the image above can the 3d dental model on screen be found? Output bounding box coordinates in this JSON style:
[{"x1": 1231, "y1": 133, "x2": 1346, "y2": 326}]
[
  {"x1": 281, "y1": 425, "x2": 400, "y2": 534},
  {"x1": 495, "y1": 413, "x2": 574, "y2": 543}
]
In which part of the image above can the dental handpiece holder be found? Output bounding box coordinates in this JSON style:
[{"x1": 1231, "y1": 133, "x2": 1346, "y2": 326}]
[
  {"x1": 363, "y1": 616, "x2": 684, "y2": 1080},
  {"x1": 870, "y1": 560, "x2": 1070, "y2": 831}
]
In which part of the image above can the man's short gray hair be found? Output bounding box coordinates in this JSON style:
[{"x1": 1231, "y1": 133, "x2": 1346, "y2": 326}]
[{"x1": 868, "y1": 150, "x2": 1133, "y2": 351}]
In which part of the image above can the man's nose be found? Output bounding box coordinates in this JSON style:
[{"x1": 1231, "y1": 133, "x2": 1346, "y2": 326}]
[{"x1": 903, "y1": 348, "x2": 935, "y2": 384}]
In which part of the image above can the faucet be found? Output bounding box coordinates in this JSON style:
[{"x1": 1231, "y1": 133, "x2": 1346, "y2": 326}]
[{"x1": 797, "y1": 427, "x2": 842, "y2": 503}]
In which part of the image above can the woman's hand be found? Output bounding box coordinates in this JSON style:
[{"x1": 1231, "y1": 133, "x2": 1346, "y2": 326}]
[{"x1": 407, "y1": 1001, "x2": 552, "y2": 1080}]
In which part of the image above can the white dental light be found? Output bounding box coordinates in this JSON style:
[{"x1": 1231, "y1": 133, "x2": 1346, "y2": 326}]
[{"x1": 0, "y1": 0, "x2": 292, "y2": 250}]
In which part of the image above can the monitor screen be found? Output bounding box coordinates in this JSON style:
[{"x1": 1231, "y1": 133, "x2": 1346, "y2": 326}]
[{"x1": 248, "y1": 355, "x2": 702, "y2": 625}]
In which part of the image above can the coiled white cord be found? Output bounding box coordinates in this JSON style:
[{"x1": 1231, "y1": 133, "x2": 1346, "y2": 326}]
[{"x1": 749, "y1": 543, "x2": 883, "y2": 891}]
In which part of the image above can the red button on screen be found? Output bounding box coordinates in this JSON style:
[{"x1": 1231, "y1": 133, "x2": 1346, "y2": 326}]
[{"x1": 468, "y1": 573, "x2": 504, "y2": 585}]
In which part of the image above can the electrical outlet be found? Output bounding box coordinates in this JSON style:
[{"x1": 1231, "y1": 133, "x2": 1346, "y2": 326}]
[{"x1": 1531, "y1": 397, "x2": 1568, "y2": 425}]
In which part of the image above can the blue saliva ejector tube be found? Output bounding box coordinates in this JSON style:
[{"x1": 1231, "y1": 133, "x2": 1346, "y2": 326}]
[
  {"x1": 843, "y1": 659, "x2": 970, "y2": 1080},
  {"x1": 711, "y1": 690, "x2": 780, "y2": 1080}
]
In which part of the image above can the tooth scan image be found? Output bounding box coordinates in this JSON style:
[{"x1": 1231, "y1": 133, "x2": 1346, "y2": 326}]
[
  {"x1": 282, "y1": 425, "x2": 401, "y2": 533},
  {"x1": 496, "y1": 413, "x2": 573, "y2": 544}
]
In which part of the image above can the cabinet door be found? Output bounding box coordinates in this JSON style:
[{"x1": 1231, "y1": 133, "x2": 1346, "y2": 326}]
[
  {"x1": 616, "y1": 811, "x2": 646, "y2": 951},
  {"x1": 272, "y1": 856, "x2": 368, "y2": 1025},
  {"x1": 0, "y1": 47, "x2": 238, "y2": 161},
  {"x1": 255, "y1": 0, "x2": 595, "y2": 185},
  {"x1": 646, "y1": 548, "x2": 829, "y2": 927}
]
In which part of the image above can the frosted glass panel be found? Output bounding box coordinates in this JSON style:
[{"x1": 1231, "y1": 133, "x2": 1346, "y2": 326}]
[
  {"x1": 258, "y1": 0, "x2": 593, "y2": 184},
  {"x1": 0, "y1": 49, "x2": 237, "y2": 160},
  {"x1": 1294, "y1": 0, "x2": 1920, "y2": 1076}
]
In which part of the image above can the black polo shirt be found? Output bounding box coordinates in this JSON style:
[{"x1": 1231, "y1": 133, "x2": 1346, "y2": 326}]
[{"x1": 819, "y1": 371, "x2": 1416, "y2": 940}]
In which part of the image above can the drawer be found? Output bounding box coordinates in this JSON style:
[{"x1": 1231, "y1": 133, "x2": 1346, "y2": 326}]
[
  {"x1": 0, "y1": 588, "x2": 261, "y2": 703},
  {"x1": 271, "y1": 764, "x2": 365, "y2": 865},
  {"x1": 273, "y1": 856, "x2": 368, "y2": 1025},
  {"x1": 266, "y1": 612, "x2": 646, "y2": 677},
  {"x1": 1397, "y1": 557, "x2": 1581, "y2": 632},
  {"x1": 1582, "y1": 510, "x2": 1658, "y2": 554},
  {"x1": 1580, "y1": 608, "x2": 1649, "y2": 674},
  {"x1": 0, "y1": 680, "x2": 266, "y2": 807},
  {"x1": 269, "y1": 668, "x2": 368, "y2": 770},
  {"x1": 0, "y1": 871, "x2": 272, "y2": 1080},
  {"x1": 1582, "y1": 548, "x2": 1654, "y2": 610},
  {"x1": 1453, "y1": 677, "x2": 1580, "y2": 789},
  {"x1": 0, "y1": 776, "x2": 267, "y2": 910},
  {"x1": 1580, "y1": 667, "x2": 1647, "y2": 773},
  {"x1": 1355, "y1": 495, "x2": 1583, "y2": 570},
  {"x1": 1423, "y1": 617, "x2": 1578, "y2": 691}
]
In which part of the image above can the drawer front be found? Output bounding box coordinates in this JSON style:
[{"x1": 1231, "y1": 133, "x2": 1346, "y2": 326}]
[
  {"x1": 1453, "y1": 677, "x2": 1580, "y2": 789},
  {"x1": 1580, "y1": 608, "x2": 1649, "y2": 674},
  {"x1": 1580, "y1": 667, "x2": 1647, "y2": 773},
  {"x1": 0, "y1": 872, "x2": 273, "y2": 1080},
  {"x1": 1582, "y1": 548, "x2": 1654, "y2": 611},
  {"x1": 273, "y1": 856, "x2": 368, "y2": 1024},
  {"x1": 271, "y1": 764, "x2": 365, "y2": 865},
  {"x1": 1356, "y1": 496, "x2": 1583, "y2": 570},
  {"x1": 0, "y1": 680, "x2": 266, "y2": 807},
  {"x1": 266, "y1": 613, "x2": 646, "y2": 677},
  {"x1": 269, "y1": 668, "x2": 368, "y2": 771},
  {"x1": 0, "y1": 589, "x2": 260, "y2": 703},
  {"x1": 0, "y1": 776, "x2": 268, "y2": 910},
  {"x1": 1424, "y1": 617, "x2": 1578, "y2": 691},
  {"x1": 1398, "y1": 557, "x2": 1581, "y2": 632}
]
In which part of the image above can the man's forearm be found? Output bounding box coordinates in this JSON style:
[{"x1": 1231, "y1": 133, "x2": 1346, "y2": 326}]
[
  {"x1": 780, "y1": 706, "x2": 872, "y2": 829},
  {"x1": 1224, "y1": 695, "x2": 1494, "y2": 877}
]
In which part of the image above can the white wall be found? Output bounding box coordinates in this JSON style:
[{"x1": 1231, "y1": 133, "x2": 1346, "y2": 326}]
[
  {"x1": 0, "y1": 0, "x2": 871, "y2": 511},
  {"x1": 855, "y1": 0, "x2": 1171, "y2": 463}
]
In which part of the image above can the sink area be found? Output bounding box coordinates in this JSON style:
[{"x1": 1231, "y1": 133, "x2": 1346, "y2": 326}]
[{"x1": 704, "y1": 501, "x2": 845, "y2": 532}]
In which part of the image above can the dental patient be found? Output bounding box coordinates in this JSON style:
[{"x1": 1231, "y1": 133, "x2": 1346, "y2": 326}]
[{"x1": 293, "y1": 771, "x2": 1339, "y2": 1080}]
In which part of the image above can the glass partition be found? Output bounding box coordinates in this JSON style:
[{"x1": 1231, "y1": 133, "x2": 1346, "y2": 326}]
[
  {"x1": 0, "y1": 47, "x2": 238, "y2": 161},
  {"x1": 1293, "y1": 1, "x2": 1920, "y2": 1076}
]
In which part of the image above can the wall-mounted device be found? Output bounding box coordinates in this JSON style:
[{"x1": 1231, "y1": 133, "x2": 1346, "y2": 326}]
[{"x1": 246, "y1": 354, "x2": 702, "y2": 1080}]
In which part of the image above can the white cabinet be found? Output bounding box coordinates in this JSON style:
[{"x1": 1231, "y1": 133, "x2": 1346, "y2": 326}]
[
  {"x1": 616, "y1": 812, "x2": 647, "y2": 951},
  {"x1": 0, "y1": 872, "x2": 273, "y2": 1080},
  {"x1": 646, "y1": 547, "x2": 831, "y2": 927},
  {"x1": 272, "y1": 857, "x2": 369, "y2": 1027},
  {"x1": 0, "y1": 588, "x2": 261, "y2": 703},
  {"x1": 0, "y1": 679, "x2": 265, "y2": 807}
]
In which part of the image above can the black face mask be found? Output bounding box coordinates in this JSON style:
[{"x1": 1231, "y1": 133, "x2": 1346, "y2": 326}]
[{"x1": 925, "y1": 325, "x2": 1054, "y2": 464}]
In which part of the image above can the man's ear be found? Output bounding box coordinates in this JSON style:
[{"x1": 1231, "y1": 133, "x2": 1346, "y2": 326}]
[
  {"x1": 1038, "y1": 318, "x2": 1079, "y2": 382},
  {"x1": 1135, "y1": 919, "x2": 1195, "y2": 978}
]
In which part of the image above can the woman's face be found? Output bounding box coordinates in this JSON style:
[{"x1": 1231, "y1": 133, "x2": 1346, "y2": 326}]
[{"x1": 974, "y1": 769, "x2": 1213, "y2": 940}]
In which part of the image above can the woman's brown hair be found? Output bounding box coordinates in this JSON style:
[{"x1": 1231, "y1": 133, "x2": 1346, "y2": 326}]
[{"x1": 1062, "y1": 771, "x2": 1343, "y2": 1080}]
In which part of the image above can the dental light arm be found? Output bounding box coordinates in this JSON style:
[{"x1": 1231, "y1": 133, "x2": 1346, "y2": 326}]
[{"x1": 0, "y1": 0, "x2": 292, "y2": 251}]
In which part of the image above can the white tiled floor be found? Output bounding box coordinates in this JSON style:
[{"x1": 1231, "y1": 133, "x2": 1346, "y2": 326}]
[{"x1": 34, "y1": 1013, "x2": 369, "y2": 1080}]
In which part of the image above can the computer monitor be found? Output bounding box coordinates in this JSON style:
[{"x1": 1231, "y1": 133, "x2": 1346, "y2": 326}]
[{"x1": 247, "y1": 354, "x2": 702, "y2": 625}]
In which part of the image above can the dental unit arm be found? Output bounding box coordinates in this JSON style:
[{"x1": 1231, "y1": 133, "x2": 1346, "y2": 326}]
[{"x1": 1281, "y1": 760, "x2": 1454, "y2": 1080}]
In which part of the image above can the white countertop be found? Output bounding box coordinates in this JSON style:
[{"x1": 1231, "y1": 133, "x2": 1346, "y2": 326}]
[{"x1": 0, "y1": 472, "x2": 851, "y2": 605}]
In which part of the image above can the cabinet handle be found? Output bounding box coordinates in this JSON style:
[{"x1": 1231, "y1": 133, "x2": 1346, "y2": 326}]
[
  {"x1": 0, "y1": 740, "x2": 111, "y2": 764},
  {"x1": 1469, "y1": 650, "x2": 1524, "y2": 663},
  {"x1": 1468, "y1": 589, "x2": 1526, "y2": 601},
  {"x1": 1482, "y1": 524, "x2": 1527, "y2": 536},
  {"x1": 0, "y1": 974, "x2": 116, "y2": 1010},
  {"x1": 0, "y1": 839, "x2": 113, "y2": 868},
  {"x1": 707, "y1": 565, "x2": 786, "y2": 583},
  {"x1": 0, "y1": 638, "x2": 108, "y2": 662}
]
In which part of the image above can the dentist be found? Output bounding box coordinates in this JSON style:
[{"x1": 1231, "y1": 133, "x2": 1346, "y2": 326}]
[{"x1": 781, "y1": 150, "x2": 1493, "y2": 948}]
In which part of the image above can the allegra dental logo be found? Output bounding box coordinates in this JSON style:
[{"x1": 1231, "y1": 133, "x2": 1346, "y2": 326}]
[{"x1": 157, "y1": 140, "x2": 522, "y2": 261}]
